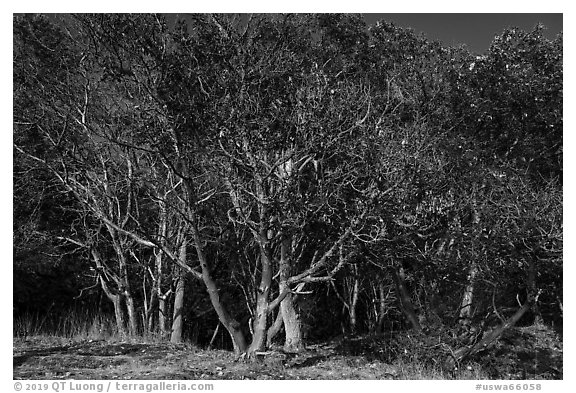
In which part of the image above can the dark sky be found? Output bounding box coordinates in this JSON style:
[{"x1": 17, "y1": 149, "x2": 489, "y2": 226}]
[{"x1": 363, "y1": 14, "x2": 563, "y2": 54}]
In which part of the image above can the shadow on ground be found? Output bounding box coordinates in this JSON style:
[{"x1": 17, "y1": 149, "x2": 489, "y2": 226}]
[{"x1": 13, "y1": 324, "x2": 562, "y2": 380}]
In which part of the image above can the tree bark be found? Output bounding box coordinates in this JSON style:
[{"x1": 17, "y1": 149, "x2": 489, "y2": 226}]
[
  {"x1": 171, "y1": 269, "x2": 186, "y2": 343},
  {"x1": 189, "y1": 212, "x2": 247, "y2": 354},
  {"x1": 155, "y1": 201, "x2": 169, "y2": 335},
  {"x1": 279, "y1": 235, "x2": 304, "y2": 352},
  {"x1": 247, "y1": 243, "x2": 273, "y2": 357},
  {"x1": 146, "y1": 275, "x2": 158, "y2": 334},
  {"x1": 444, "y1": 296, "x2": 535, "y2": 371},
  {"x1": 348, "y1": 266, "x2": 360, "y2": 334},
  {"x1": 266, "y1": 308, "x2": 284, "y2": 347},
  {"x1": 459, "y1": 262, "x2": 478, "y2": 325},
  {"x1": 376, "y1": 280, "x2": 388, "y2": 333},
  {"x1": 444, "y1": 258, "x2": 541, "y2": 371},
  {"x1": 108, "y1": 226, "x2": 138, "y2": 336},
  {"x1": 111, "y1": 294, "x2": 127, "y2": 336},
  {"x1": 183, "y1": 170, "x2": 247, "y2": 353},
  {"x1": 171, "y1": 239, "x2": 188, "y2": 343},
  {"x1": 91, "y1": 249, "x2": 128, "y2": 336},
  {"x1": 125, "y1": 293, "x2": 138, "y2": 336},
  {"x1": 158, "y1": 294, "x2": 168, "y2": 335}
]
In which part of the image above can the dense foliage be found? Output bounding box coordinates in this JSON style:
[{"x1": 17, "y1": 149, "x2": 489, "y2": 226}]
[{"x1": 14, "y1": 14, "x2": 562, "y2": 365}]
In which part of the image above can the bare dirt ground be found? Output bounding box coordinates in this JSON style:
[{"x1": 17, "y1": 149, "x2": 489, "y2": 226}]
[
  {"x1": 13, "y1": 325, "x2": 562, "y2": 380},
  {"x1": 13, "y1": 339, "x2": 408, "y2": 380}
]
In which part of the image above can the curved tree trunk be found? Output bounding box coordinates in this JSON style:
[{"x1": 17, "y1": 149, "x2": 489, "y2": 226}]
[
  {"x1": 183, "y1": 170, "x2": 248, "y2": 354},
  {"x1": 444, "y1": 296, "x2": 535, "y2": 371},
  {"x1": 444, "y1": 258, "x2": 541, "y2": 371},
  {"x1": 189, "y1": 214, "x2": 247, "y2": 354},
  {"x1": 266, "y1": 308, "x2": 284, "y2": 347}
]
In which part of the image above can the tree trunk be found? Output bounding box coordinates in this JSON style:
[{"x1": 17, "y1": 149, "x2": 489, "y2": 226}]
[
  {"x1": 392, "y1": 265, "x2": 422, "y2": 332},
  {"x1": 146, "y1": 293, "x2": 157, "y2": 333},
  {"x1": 459, "y1": 262, "x2": 478, "y2": 325},
  {"x1": 188, "y1": 210, "x2": 247, "y2": 354},
  {"x1": 281, "y1": 299, "x2": 303, "y2": 352},
  {"x1": 279, "y1": 235, "x2": 304, "y2": 352},
  {"x1": 158, "y1": 294, "x2": 168, "y2": 335},
  {"x1": 348, "y1": 266, "x2": 360, "y2": 334},
  {"x1": 444, "y1": 296, "x2": 534, "y2": 371},
  {"x1": 247, "y1": 244, "x2": 273, "y2": 357},
  {"x1": 266, "y1": 308, "x2": 284, "y2": 347},
  {"x1": 105, "y1": 223, "x2": 138, "y2": 336},
  {"x1": 91, "y1": 249, "x2": 127, "y2": 336},
  {"x1": 121, "y1": 246, "x2": 138, "y2": 336},
  {"x1": 145, "y1": 270, "x2": 158, "y2": 334},
  {"x1": 155, "y1": 202, "x2": 168, "y2": 335},
  {"x1": 112, "y1": 294, "x2": 127, "y2": 336},
  {"x1": 444, "y1": 258, "x2": 541, "y2": 371},
  {"x1": 376, "y1": 280, "x2": 388, "y2": 333},
  {"x1": 171, "y1": 270, "x2": 186, "y2": 343},
  {"x1": 125, "y1": 292, "x2": 138, "y2": 336},
  {"x1": 171, "y1": 240, "x2": 188, "y2": 343},
  {"x1": 458, "y1": 200, "x2": 481, "y2": 327}
]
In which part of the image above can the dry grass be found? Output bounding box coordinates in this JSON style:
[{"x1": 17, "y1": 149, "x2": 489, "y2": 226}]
[
  {"x1": 13, "y1": 312, "x2": 562, "y2": 380},
  {"x1": 13, "y1": 335, "x2": 490, "y2": 380},
  {"x1": 14, "y1": 310, "x2": 120, "y2": 340},
  {"x1": 14, "y1": 311, "x2": 172, "y2": 344}
]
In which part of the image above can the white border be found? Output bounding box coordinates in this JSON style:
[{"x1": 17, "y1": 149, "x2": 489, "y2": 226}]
[{"x1": 4, "y1": 2, "x2": 570, "y2": 391}]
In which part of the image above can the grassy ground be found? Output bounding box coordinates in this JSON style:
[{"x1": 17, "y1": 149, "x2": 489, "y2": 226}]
[
  {"x1": 12, "y1": 337, "x2": 472, "y2": 380},
  {"x1": 13, "y1": 323, "x2": 562, "y2": 380}
]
